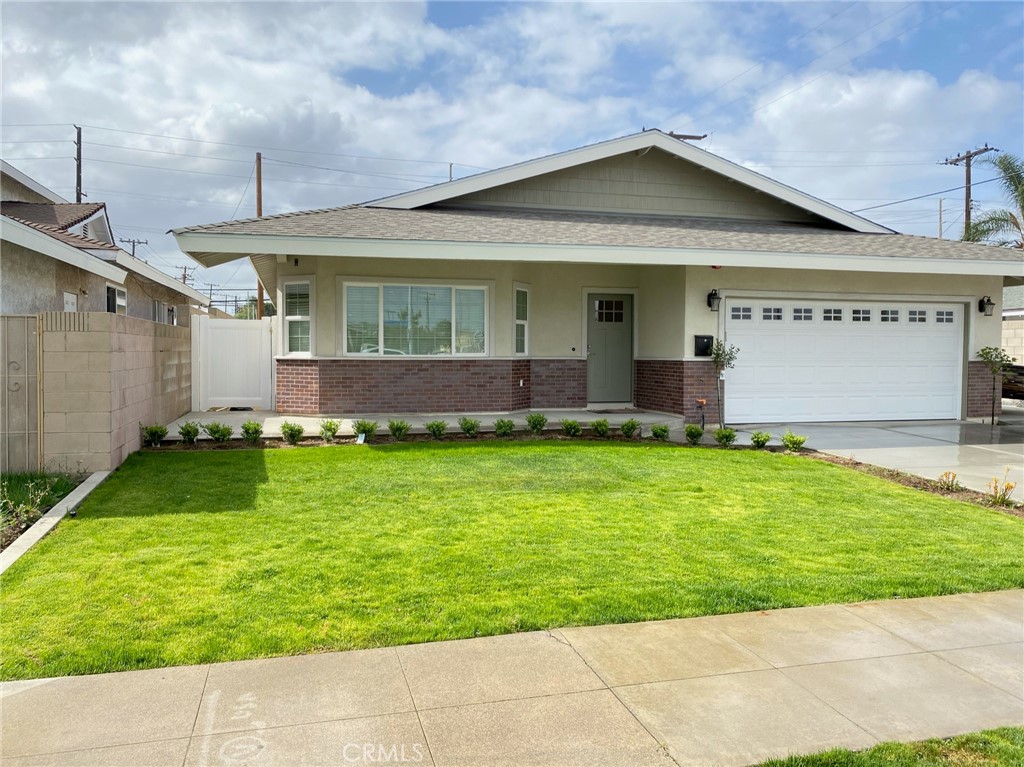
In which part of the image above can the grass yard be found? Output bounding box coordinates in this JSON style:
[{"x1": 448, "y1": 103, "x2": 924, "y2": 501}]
[
  {"x1": 1, "y1": 442, "x2": 1022, "y2": 680},
  {"x1": 760, "y1": 727, "x2": 1024, "y2": 766}
]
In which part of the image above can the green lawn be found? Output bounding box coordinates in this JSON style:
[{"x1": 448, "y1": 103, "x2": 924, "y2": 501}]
[
  {"x1": 1, "y1": 442, "x2": 1022, "y2": 680},
  {"x1": 760, "y1": 727, "x2": 1024, "y2": 766}
]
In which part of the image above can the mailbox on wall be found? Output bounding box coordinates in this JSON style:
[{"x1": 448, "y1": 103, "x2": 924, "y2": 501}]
[{"x1": 694, "y1": 335, "x2": 714, "y2": 357}]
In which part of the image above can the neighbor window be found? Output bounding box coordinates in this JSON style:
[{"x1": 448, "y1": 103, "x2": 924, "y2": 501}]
[
  {"x1": 514, "y1": 287, "x2": 529, "y2": 355},
  {"x1": 284, "y1": 281, "x2": 312, "y2": 354},
  {"x1": 345, "y1": 282, "x2": 487, "y2": 356},
  {"x1": 106, "y1": 285, "x2": 127, "y2": 315}
]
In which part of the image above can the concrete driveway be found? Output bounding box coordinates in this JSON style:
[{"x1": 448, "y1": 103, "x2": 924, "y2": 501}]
[{"x1": 736, "y1": 404, "x2": 1024, "y2": 500}]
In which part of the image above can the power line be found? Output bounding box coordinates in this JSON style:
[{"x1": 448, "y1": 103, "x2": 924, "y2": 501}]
[
  {"x1": 851, "y1": 177, "x2": 998, "y2": 211},
  {"x1": 230, "y1": 162, "x2": 256, "y2": 220},
  {"x1": 264, "y1": 156, "x2": 448, "y2": 182}
]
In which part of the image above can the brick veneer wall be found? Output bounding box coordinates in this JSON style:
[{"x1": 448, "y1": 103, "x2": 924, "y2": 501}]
[
  {"x1": 276, "y1": 358, "x2": 547, "y2": 414},
  {"x1": 529, "y1": 359, "x2": 587, "y2": 409},
  {"x1": 966, "y1": 360, "x2": 1001, "y2": 420},
  {"x1": 634, "y1": 359, "x2": 721, "y2": 423}
]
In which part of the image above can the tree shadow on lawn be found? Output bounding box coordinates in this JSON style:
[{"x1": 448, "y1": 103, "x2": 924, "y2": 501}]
[{"x1": 72, "y1": 449, "x2": 270, "y2": 519}]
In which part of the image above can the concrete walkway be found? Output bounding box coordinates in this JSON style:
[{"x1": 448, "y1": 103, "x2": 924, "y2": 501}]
[{"x1": 2, "y1": 591, "x2": 1021, "y2": 766}]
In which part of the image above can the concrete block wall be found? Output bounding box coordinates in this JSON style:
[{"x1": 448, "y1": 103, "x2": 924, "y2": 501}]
[
  {"x1": 1003, "y1": 319, "x2": 1024, "y2": 363},
  {"x1": 41, "y1": 313, "x2": 190, "y2": 472}
]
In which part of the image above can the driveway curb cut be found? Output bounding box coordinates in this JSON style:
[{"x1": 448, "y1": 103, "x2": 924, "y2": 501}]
[{"x1": 0, "y1": 471, "x2": 110, "y2": 576}]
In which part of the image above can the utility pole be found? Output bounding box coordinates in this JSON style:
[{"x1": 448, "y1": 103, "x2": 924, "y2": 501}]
[
  {"x1": 943, "y1": 145, "x2": 998, "y2": 237},
  {"x1": 255, "y1": 152, "x2": 264, "y2": 319},
  {"x1": 938, "y1": 198, "x2": 943, "y2": 239},
  {"x1": 74, "y1": 125, "x2": 83, "y2": 203},
  {"x1": 180, "y1": 266, "x2": 198, "y2": 285},
  {"x1": 118, "y1": 238, "x2": 147, "y2": 257}
]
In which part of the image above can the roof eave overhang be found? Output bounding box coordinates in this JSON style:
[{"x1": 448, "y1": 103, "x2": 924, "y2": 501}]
[
  {"x1": 2, "y1": 216, "x2": 128, "y2": 282},
  {"x1": 172, "y1": 231, "x2": 1020, "y2": 278},
  {"x1": 113, "y1": 250, "x2": 210, "y2": 305},
  {"x1": 364, "y1": 132, "x2": 893, "y2": 235}
]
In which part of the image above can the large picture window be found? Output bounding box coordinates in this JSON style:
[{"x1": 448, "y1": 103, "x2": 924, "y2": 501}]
[
  {"x1": 345, "y1": 282, "x2": 487, "y2": 356},
  {"x1": 284, "y1": 281, "x2": 312, "y2": 354}
]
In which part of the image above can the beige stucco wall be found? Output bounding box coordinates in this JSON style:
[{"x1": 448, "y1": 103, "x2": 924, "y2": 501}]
[
  {"x1": 1003, "y1": 319, "x2": 1024, "y2": 362},
  {"x1": 41, "y1": 313, "x2": 191, "y2": 472}
]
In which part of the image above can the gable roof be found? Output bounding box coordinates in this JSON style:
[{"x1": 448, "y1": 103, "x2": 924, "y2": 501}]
[
  {"x1": 1, "y1": 202, "x2": 119, "y2": 252},
  {"x1": 366, "y1": 130, "x2": 893, "y2": 234}
]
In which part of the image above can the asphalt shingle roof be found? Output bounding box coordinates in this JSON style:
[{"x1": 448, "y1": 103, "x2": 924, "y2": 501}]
[{"x1": 175, "y1": 205, "x2": 1023, "y2": 262}]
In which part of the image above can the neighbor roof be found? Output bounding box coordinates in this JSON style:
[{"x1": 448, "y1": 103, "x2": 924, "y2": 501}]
[
  {"x1": 1, "y1": 203, "x2": 119, "y2": 252},
  {"x1": 173, "y1": 205, "x2": 1021, "y2": 264}
]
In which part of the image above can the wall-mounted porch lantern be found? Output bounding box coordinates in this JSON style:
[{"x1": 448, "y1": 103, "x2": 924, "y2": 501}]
[
  {"x1": 706, "y1": 289, "x2": 722, "y2": 312},
  {"x1": 978, "y1": 296, "x2": 995, "y2": 316}
]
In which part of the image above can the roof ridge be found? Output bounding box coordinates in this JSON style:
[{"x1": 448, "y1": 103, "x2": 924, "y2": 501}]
[
  {"x1": 0, "y1": 201, "x2": 106, "y2": 231},
  {"x1": 174, "y1": 202, "x2": 364, "y2": 233},
  {"x1": 2, "y1": 213, "x2": 119, "y2": 250}
]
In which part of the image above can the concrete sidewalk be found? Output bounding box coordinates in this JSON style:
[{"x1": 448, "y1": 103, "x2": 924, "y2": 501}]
[{"x1": 2, "y1": 591, "x2": 1021, "y2": 766}]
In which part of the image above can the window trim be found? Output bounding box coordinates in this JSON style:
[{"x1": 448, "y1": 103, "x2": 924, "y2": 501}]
[
  {"x1": 513, "y1": 283, "x2": 530, "y2": 357},
  {"x1": 341, "y1": 279, "x2": 489, "y2": 358},
  {"x1": 281, "y1": 277, "x2": 315, "y2": 357},
  {"x1": 105, "y1": 283, "x2": 127, "y2": 316}
]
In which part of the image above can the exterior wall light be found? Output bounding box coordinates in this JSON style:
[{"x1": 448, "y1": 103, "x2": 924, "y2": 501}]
[
  {"x1": 707, "y1": 289, "x2": 722, "y2": 312},
  {"x1": 978, "y1": 296, "x2": 995, "y2": 316}
]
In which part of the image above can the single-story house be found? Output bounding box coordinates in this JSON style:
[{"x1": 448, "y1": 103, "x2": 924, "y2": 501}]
[
  {"x1": 173, "y1": 130, "x2": 1020, "y2": 424},
  {"x1": 1, "y1": 160, "x2": 210, "y2": 321}
]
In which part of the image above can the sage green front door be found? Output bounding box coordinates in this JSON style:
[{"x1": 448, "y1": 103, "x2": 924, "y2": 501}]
[{"x1": 587, "y1": 293, "x2": 633, "y2": 403}]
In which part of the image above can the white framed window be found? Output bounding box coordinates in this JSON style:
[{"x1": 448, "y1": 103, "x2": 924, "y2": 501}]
[
  {"x1": 283, "y1": 279, "x2": 313, "y2": 355},
  {"x1": 909, "y1": 309, "x2": 927, "y2": 323},
  {"x1": 762, "y1": 307, "x2": 783, "y2": 321},
  {"x1": 823, "y1": 308, "x2": 842, "y2": 322},
  {"x1": 105, "y1": 284, "x2": 127, "y2": 315},
  {"x1": 852, "y1": 308, "x2": 871, "y2": 322},
  {"x1": 344, "y1": 281, "x2": 487, "y2": 357},
  {"x1": 936, "y1": 310, "x2": 954, "y2": 324},
  {"x1": 881, "y1": 308, "x2": 899, "y2": 323},
  {"x1": 793, "y1": 307, "x2": 813, "y2": 321},
  {"x1": 514, "y1": 285, "x2": 529, "y2": 356},
  {"x1": 730, "y1": 306, "x2": 752, "y2": 320},
  {"x1": 152, "y1": 300, "x2": 168, "y2": 324}
]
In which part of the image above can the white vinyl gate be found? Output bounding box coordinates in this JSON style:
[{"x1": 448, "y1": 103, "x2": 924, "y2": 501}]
[
  {"x1": 724, "y1": 298, "x2": 964, "y2": 423},
  {"x1": 191, "y1": 316, "x2": 273, "y2": 411}
]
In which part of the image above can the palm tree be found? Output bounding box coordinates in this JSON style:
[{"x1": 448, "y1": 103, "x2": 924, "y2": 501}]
[{"x1": 962, "y1": 153, "x2": 1024, "y2": 248}]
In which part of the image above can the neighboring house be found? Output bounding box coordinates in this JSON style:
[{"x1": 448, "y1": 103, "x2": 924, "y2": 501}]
[
  {"x1": 173, "y1": 130, "x2": 1020, "y2": 424},
  {"x1": 0, "y1": 160, "x2": 209, "y2": 320},
  {"x1": 1003, "y1": 285, "x2": 1024, "y2": 363}
]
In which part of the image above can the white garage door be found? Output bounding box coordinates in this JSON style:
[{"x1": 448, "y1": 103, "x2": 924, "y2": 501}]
[{"x1": 724, "y1": 299, "x2": 963, "y2": 423}]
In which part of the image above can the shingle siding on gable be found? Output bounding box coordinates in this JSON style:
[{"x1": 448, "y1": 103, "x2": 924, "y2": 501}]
[{"x1": 443, "y1": 149, "x2": 823, "y2": 223}]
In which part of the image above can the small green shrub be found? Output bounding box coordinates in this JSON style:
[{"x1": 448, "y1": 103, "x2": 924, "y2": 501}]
[
  {"x1": 241, "y1": 420, "x2": 263, "y2": 446},
  {"x1": 319, "y1": 419, "x2": 340, "y2": 442},
  {"x1": 590, "y1": 418, "x2": 610, "y2": 438},
  {"x1": 684, "y1": 424, "x2": 704, "y2": 446},
  {"x1": 425, "y1": 420, "x2": 448, "y2": 439},
  {"x1": 714, "y1": 427, "x2": 737, "y2": 448},
  {"x1": 525, "y1": 413, "x2": 548, "y2": 435},
  {"x1": 560, "y1": 419, "x2": 582, "y2": 437},
  {"x1": 141, "y1": 424, "x2": 168, "y2": 447},
  {"x1": 494, "y1": 418, "x2": 515, "y2": 438},
  {"x1": 620, "y1": 418, "x2": 641, "y2": 439},
  {"x1": 281, "y1": 421, "x2": 305, "y2": 445},
  {"x1": 750, "y1": 431, "x2": 772, "y2": 449},
  {"x1": 388, "y1": 419, "x2": 411, "y2": 441},
  {"x1": 201, "y1": 422, "x2": 234, "y2": 443},
  {"x1": 650, "y1": 424, "x2": 670, "y2": 441},
  {"x1": 458, "y1": 416, "x2": 481, "y2": 437},
  {"x1": 781, "y1": 430, "x2": 807, "y2": 452},
  {"x1": 352, "y1": 420, "x2": 379, "y2": 440},
  {"x1": 178, "y1": 421, "x2": 200, "y2": 447}
]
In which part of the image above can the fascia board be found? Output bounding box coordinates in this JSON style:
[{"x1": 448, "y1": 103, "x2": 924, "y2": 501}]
[
  {"x1": 172, "y1": 231, "x2": 1021, "y2": 278},
  {"x1": 2, "y1": 216, "x2": 127, "y2": 282},
  {"x1": 366, "y1": 131, "x2": 891, "y2": 234},
  {"x1": 113, "y1": 251, "x2": 210, "y2": 305}
]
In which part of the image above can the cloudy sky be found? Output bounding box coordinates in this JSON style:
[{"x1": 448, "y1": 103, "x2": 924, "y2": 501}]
[{"x1": 2, "y1": 1, "x2": 1021, "y2": 310}]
